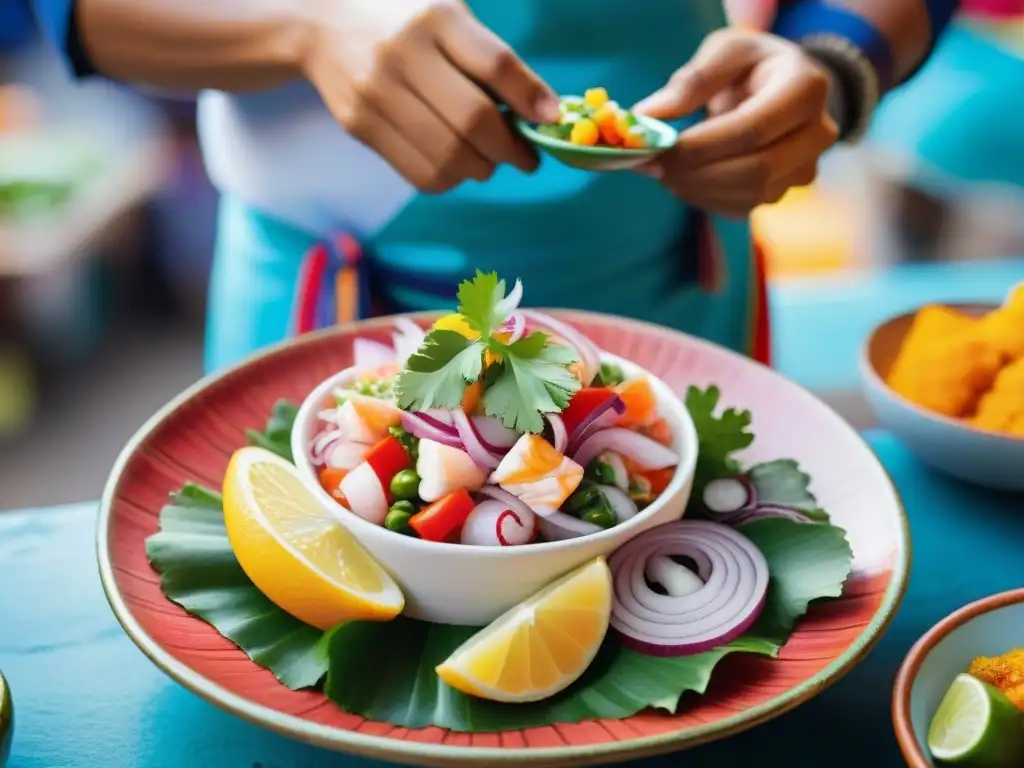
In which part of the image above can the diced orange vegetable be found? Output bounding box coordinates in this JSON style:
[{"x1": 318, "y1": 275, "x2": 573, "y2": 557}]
[
  {"x1": 584, "y1": 87, "x2": 609, "y2": 109},
  {"x1": 980, "y1": 283, "x2": 1024, "y2": 359},
  {"x1": 409, "y1": 488, "x2": 477, "y2": 542},
  {"x1": 318, "y1": 467, "x2": 349, "y2": 504},
  {"x1": 639, "y1": 467, "x2": 676, "y2": 496},
  {"x1": 885, "y1": 305, "x2": 1003, "y2": 418},
  {"x1": 462, "y1": 380, "x2": 483, "y2": 414},
  {"x1": 616, "y1": 378, "x2": 658, "y2": 428},
  {"x1": 622, "y1": 126, "x2": 648, "y2": 149},
  {"x1": 570, "y1": 118, "x2": 599, "y2": 147},
  {"x1": 973, "y1": 357, "x2": 1024, "y2": 433},
  {"x1": 561, "y1": 387, "x2": 617, "y2": 437},
  {"x1": 364, "y1": 436, "x2": 413, "y2": 493},
  {"x1": 593, "y1": 104, "x2": 623, "y2": 146},
  {"x1": 643, "y1": 417, "x2": 673, "y2": 447}
]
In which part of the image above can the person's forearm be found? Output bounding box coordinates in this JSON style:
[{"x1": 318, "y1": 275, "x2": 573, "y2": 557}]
[{"x1": 75, "y1": 0, "x2": 312, "y2": 90}]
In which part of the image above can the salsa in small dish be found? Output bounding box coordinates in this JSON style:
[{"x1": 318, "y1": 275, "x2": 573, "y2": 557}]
[{"x1": 516, "y1": 87, "x2": 677, "y2": 171}]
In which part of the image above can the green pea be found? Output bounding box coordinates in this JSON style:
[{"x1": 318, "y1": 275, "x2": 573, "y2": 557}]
[
  {"x1": 581, "y1": 504, "x2": 618, "y2": 530},
  {"x1": 389, "y1": 469, "x2": 421, "y2": 501},
  {"x1": 388, "y1": 426, "x2": 420, "y2": 460},
  {"x1": 585, "y1": 459, "x2": 616, "y2": 486},
  {"x1": 385, "y1": 502, "x2": 416, "y2": 534}
]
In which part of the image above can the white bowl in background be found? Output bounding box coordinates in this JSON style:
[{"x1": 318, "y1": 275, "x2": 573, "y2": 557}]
[{"x1": 291, "y1": 352, "x2": 698, "y2": 626}]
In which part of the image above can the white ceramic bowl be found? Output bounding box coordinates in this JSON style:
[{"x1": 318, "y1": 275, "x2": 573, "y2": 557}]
[
  {"x1": 292, "y1": 352, "x2": 698, "y2": 626},
  {"x1": 860, "y1": 303, "x2": 1024, "y2": 491}
]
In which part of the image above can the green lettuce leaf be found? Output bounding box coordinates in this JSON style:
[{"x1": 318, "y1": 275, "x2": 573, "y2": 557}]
[
  {"x1": 146, "y1": 483, "x2": 329, "y2": 689},
  {"x1": 245, "y1": 399, "x2": 299, "y2": 462}
]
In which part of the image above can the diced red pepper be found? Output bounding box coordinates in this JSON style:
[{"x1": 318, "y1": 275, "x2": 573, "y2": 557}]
[
  {"x1": 639, "y1": 467, "x2": 676, "y2": 496},
  {"x1": 318, "y1": 467, "x2": 349, "y2": 505},
  {"x1": 560, "y1": 387, "x2": 617, "y2": 437},
  {"x1": 363, "y1": 436, "x2": 413, "y2": 497},
  {"x1": 409, "y1": 488, "x2": 476, "y2": 543}
]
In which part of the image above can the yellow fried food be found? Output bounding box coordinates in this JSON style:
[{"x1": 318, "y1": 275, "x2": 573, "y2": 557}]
[
  {"x1": 980, "y1": 283, "x2": 1024, "y2": 360},
  {"x1": 969, "y1": 649, "x2": 1024, "y2": 710},
  {"x1": 886, "y1": 305, "x2": 1004, "y2": 418},
  {"x1": 973, "y1": 357, "x2": 1024, "y2": 433}
]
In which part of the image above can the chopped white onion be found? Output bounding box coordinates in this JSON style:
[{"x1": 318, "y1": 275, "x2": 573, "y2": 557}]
[{"x1": 339, "y1": 463, "x2": 389, "y2": 525}]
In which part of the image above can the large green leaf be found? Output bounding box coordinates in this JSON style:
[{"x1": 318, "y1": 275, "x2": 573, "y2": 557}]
[
  {"x1": 322, "y1": 518, "x2": 852, "y2": 731},
  {"x1": 146, "y1": 483, "x2": 329, "y2": 689},
  {"x1": 245, "y1": 399, "x2": 298, "y2": 462}
]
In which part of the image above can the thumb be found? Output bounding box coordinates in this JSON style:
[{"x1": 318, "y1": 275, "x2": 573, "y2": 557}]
[{"x1": 633, "y1": 32, "x2": 764, "y2": 119}]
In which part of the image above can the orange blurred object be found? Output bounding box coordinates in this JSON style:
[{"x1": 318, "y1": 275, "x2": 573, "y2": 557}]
[
  {"x1": 0, "y1": 84, "x2": 43, "y2": 134},
  {"x1": 752, "y1": 186, "x2": 854, "y2": 278}
]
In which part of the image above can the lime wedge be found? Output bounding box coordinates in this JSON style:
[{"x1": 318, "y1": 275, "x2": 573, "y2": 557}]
[
  {"x1": 928, "y1": 673, "x2": 1024, "y2": 765},
  {"x1": 0, "y1": 669, "x2": 12, "y2": 766}
]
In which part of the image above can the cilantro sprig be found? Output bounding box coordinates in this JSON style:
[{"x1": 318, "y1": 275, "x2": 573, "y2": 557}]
[
  {"x1": 394, "y1": 272, "x2": 581, "y2": 433},
  {"x1": 685, "y1": 385, "x2": 754, "y2": 492}
]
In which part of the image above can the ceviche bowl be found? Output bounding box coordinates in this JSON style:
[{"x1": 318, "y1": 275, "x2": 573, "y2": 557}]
[
  {"x1": 861, "y1": 300, "x2": 1024, "y2": 491},
  {"x1": 291, "y1": 351, "x2": 698, "y2": 625},
  {"x1": 893, "y1": 589, "x2": 1024, "y2": 767}
]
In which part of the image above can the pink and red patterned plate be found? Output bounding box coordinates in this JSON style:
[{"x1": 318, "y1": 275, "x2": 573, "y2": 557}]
[{"x1": 97, "y1": 311, "x2": 909, "y2": 766}]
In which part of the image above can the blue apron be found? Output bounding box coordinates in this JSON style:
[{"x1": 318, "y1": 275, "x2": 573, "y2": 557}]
[{"x1": 204, "y1": 0, "x2": 757, "y2": 373}]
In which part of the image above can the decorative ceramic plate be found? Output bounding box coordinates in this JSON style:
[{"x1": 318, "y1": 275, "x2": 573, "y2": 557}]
[{"x1": 98, "y1": 311, "x2": 909, "y2": 767}]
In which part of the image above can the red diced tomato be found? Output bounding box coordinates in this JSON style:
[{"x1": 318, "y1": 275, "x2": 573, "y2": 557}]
[
  {"x1": 409, "y1": 488, "x2": 476, "y2": 542},
  {"x1": 561, "y1": 387, "x2": 617, "y2": 437}
]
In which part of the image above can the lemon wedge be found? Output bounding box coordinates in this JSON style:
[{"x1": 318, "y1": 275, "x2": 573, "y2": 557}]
[
  {"x1": 223, "y1": 447, "x2": 404, "y2": 629},
  {"x1": 436, "y1": 557, "x2": 612, "y2": 703}
]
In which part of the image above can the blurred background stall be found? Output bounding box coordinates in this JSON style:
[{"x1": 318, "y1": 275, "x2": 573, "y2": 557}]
[{"x1": 1, "y1": 3, "x2": 1022, "y2": 509}]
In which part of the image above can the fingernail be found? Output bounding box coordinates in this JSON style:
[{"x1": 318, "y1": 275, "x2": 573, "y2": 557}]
[{"x1": 534, "y1": 94, "x2": 561, "y2": 123}]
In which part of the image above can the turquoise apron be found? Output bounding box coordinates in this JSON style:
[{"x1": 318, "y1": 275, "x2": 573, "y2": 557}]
[{"x1": 204, "y1": 0, "x2": 758, "y2": 374}]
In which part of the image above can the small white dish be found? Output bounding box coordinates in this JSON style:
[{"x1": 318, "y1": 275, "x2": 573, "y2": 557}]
[{"x1": 292, "y1": 352, "x2": 698, "y2": 626}]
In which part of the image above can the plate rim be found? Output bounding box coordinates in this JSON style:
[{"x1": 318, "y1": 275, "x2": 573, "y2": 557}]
[{"x1": 97, "y1": 310, "x2": 912, "y2": 767}]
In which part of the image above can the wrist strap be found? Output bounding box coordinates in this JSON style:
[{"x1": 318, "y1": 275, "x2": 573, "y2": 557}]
[{"x1": 773, "y1": 1, "x2": 895, "y2": 91}]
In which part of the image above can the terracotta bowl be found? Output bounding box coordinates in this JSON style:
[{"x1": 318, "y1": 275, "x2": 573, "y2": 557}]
[
  {"x1": 860, "y1": 302, "x2": 1024, "y2": 491},
  {"x1": 893, "y1": 589, "x2": 1024, "y2": 767}
]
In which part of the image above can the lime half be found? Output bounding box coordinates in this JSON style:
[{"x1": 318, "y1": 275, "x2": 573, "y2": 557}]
[
  {"x1": 0, "y1": 669, "x2": 11, "y2": 767},
  {"x1": 928, "y1": 673, "x2": 1024, "y2": 765}
]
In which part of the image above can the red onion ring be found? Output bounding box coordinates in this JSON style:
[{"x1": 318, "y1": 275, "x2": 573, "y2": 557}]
[
  {"x1": 401, "y1": 412, "x2": 463, "y2": 448},
  {"x1": 545, "y1": 413, "x2": 568, "y2": 453},
  {"x1": 460, "y1": 498, "x2": 535, "y2": 546},
  {"x1": 522, "y1": 310, "x2": 601, "y2": 385},
  {"x1": 470, "y1": 415, "x2": 518, "y2": 452},
  {"x1": 419, "y1": 410, "x2": 456, "y2": 430},
  {"x1": 608, "y1": 520, "x2": 769, "y2": 656},
  {"x1": 573, "y1": 428, "x2": 679, "y2": 471},
  {"x1": 702, "y1": 476, "x2": 756, "y2": 516},
  {"x1": 728, "y1": 504, "x2": 815, "y2": 526},
  {"x1": 567, "y1": 395, "x2": 625, "y2": 453},
  {"x1": 599, "y1": 485, "x2": 638, "y2": 522},
  {"x1": 309, "y1": 428, "x2": 345, "y2": 466},
  {"x1": 601, "y1": 452, "x2": 630, "y2": 492},
  {"x1": 452, "y1": 410, "x2": 501, "y2": 470},
  {"x1": 504, "y1": 311, "x2": 527, "y2": 343},
  {"x1": 534, "y1": 505, "x2": 604, "y2": 541}
]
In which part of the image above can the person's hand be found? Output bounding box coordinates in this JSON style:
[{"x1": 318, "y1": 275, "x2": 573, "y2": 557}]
[
  {"x1": 634, "y1": 29, "x2": 839, "y2": 217},
  {"x1": 302, "y1": 0, "x2": 560, "y2": 192}
]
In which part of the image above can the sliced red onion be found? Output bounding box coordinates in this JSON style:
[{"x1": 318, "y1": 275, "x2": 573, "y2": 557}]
[
  {"x1": 421, "y1": 409, "x2": 455, "y2": 428},
  {"x1": 545, "y1": 413, "x2": 568, "y2": 454},
  {"x1": 471, "y1": 415, "x2": 519, "y2": 452},
  {"x1": 353, "y1": 338, "x2": 397, "y2": 371},
  {"x1": 452, "y1": 410, "x2": 502, "y2": 470},
  {"x1": 339, "y1": 463, "x2": 389, "y2": 525},
  {"x1": 494, "y1": 278, "x2": 524, "y2": 321},
  {"x1": 504, "y1": 311, "x2": 526, "y2": 343},
  {"x1": 599, "y1": 452, "x2": 630, "y2": 492},
  {"x1": 573, "y1": 428, "x2": 679, "y2": 472},
  {"x1": 392, "y1": 317, "x2": 427, "y2": 366},
  {"x1": 703, "y1": 476, "x2": 756, "y2": 516},
  {"x1": 522, "y1": 309, "x2": 600, "y2": 385},
  {"x1": 476, "y1": 485, "x2": 536, "y2": 524},
  {"x1": 461, "y1": 499, "x2": 535, "y2": 546},
  {"x1": 534, "y1": 505, "x2": 604, "y2": 541},
  {"x1": 728, "y1": 504, "x2": 815, "y2": 527},
  {"x1": 309, "y1": 428, "x2": 345, "y2": 466},
  {"x1": 599, "y1": 484, "x2": 639, "y2": 522},
  {"x1": 608, "y1": 520, "x2": 769, "y2": 657},
  {"x1": 401, "y1": 412, "x2": 463, "y2": 448},
  {"x1": 567, "y1": 395, "x2": 625, "y2": 453},
  {"x1": 317, "y1": 407, "x2": 341, "y2": 424},
  {"x1": 324, "y1": 441, "x2": 369, "y2": 470}
]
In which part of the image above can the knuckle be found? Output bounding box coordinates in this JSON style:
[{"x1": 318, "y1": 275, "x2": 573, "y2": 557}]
[
  {"x1": 455, "y1": 101, "x2": 493, "y2": 136},
  {"x1": 337, "y1": 97, "x2": 371, "y2": 137},
  {"x1": 479, "y1": 47, "x2": 518, "y2": 83},
  {"x1": 734, "y1": 123, "x2": 766, "y2": 153}
]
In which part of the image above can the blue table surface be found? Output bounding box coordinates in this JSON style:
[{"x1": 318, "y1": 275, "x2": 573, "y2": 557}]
[{"x1": 2, "y1": 430, "x2": 1022, "y2": 768}]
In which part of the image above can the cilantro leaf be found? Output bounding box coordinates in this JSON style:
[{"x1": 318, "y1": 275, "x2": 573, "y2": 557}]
[
  {"x1": 457, "y1": 271, "x2": 506, "y2": 338},
  {"x1": 394, "y1": 330, "x2": 484, "y2": 412},
  {"x1": 685, "y1": 385, "x2": 754, "y2": 492},
  {"x1": 483, "y1": 334, "x2": 581, "y2": 432}
]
